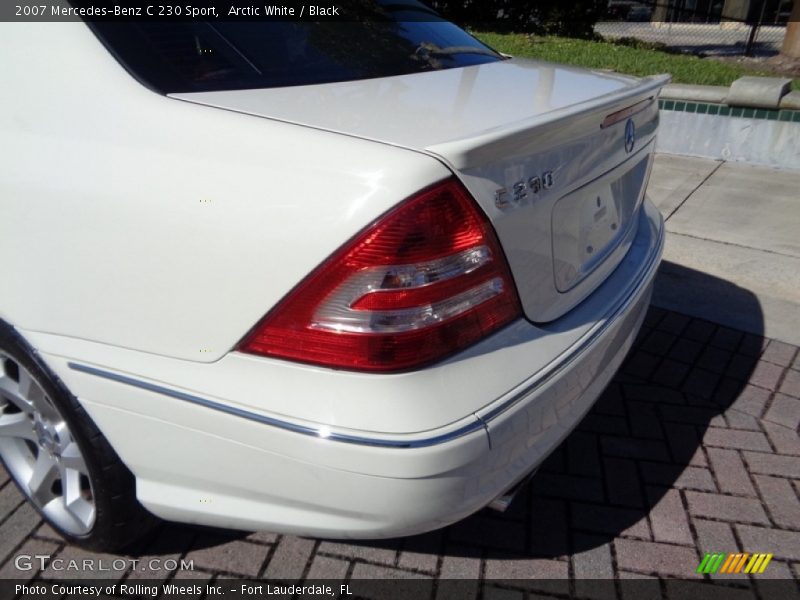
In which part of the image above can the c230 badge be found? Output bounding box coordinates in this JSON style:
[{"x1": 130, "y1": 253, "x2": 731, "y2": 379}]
[{"x1": 495, "y1": 170, "x2": 554, "y2": 210}]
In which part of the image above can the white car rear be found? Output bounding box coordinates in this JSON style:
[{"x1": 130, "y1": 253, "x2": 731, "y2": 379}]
[{"x1": 0, "y1": 4, "x2": 665, "y2": 549}]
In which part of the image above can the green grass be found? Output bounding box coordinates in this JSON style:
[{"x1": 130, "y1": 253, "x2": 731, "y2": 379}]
[{"x1": 474, "y1": 32, "x2": 800, "y2": 91}]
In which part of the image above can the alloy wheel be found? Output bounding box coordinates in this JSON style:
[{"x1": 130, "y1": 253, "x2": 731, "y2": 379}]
[{"x1": 0, "y1": 350, "x2": 95, "y2": 535}]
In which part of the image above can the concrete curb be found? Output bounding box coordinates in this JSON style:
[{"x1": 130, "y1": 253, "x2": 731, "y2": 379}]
[
  {"x1": 727, "y1": 77, "x2": 792, "y2": 109},
  {"x1": 661, "y1": 83, "x2": 727, "y2": 104},
  {"x1": 781, "y1": 90, "x2": 800, "y2": 110},
  {"x1": 661, "y1": 76, "x2": 796, "y2": 109}
]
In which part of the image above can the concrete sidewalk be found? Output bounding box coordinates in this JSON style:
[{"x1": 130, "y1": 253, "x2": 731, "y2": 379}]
[{"x1": 648, "y1": 155, "x2": 800, "y2": 346}]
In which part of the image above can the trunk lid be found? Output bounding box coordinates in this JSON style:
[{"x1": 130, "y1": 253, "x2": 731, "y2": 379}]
[{"x1": 173, "y1": 59, "x2": 667, "y2": 322}]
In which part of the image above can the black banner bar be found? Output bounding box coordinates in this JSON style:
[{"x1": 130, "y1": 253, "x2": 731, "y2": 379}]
[
  {"x1": 2, "y1": 578, "x2": 799, "y2": 600},
  {"x1": 1, "y1": 1, "x2": 447, "y2": 23}
]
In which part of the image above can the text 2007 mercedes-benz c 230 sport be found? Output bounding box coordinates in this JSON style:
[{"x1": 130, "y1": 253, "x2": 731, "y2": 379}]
[{"x1": 0, "y1": 2, "x2": 666, "y2": 550}]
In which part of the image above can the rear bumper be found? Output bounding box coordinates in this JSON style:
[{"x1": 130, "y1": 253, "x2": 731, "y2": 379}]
[{"x1": 31, "y1": 200, "x2": 664, "y2": 538}]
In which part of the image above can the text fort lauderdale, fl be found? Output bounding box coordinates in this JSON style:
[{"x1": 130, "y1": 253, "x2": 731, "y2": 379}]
[
  {"x1": 18, "y1": 583, "x2": 353, "y2": 597},
  {"x1": 229, "y1": 5, "x2": 340, "y2": 16}
]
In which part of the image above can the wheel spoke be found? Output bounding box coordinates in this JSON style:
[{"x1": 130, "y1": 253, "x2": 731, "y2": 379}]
[
  {"x1": 59, "y1": 442, "x2": 88, "y2": 475},
  {"x1": 59, "y1": 464, "x2": 95, "y2": 528},
  {"x1": 0, "y1": 375, "x2": 33, "y2": 414},
  {"x1": 28, "y1": 452, "x2": 58, "y2": 506},
  {"x1": 0, "y1": 413, "x2": 35, "y2": 441},
  {"x1": 16, "y1": 367, "x2": 34, "y2": 399},
  {"x1": 64, "y1": 498, "x2": 95, "y2": 530},
  {"x1": 18, "y1": 369, "x2": 54, "y2": 419},
  {"x1": 50, "y1": 496, "x2": 95, "y2": 533}
]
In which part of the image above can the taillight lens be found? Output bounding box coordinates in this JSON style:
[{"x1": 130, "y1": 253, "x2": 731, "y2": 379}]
[{"x1": 239, "y1": 178, "x2": 522, "y2": 372}]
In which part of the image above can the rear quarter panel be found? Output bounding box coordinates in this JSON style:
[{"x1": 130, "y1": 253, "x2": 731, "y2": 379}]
[{"x1": 0, "y1": 22, "x2": 450, "y2": 361}]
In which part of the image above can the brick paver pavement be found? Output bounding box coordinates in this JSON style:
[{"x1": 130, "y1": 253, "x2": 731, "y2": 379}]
[{"x1": 1, "y1": 308, "x2": 799, "y2": 592}]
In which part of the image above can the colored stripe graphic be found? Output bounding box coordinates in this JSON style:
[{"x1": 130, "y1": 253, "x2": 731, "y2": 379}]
[
  {"x1": 696, "y1": 554, "x2": 712, "y2": 574},
  {"x1": 699, "y1": 553, "x2": 774, "y2": 575},
  {"x1": 745, "y1": 555, "x2": 760, "y2": 573},
  {"x1": 733, "y1": 553, "x2": 750, "y2": 573},
  {"x1": 712, "y1": 553, "x2": 727, "y2": 573},
  {"x1": 719, "y1": 553, "x2": 736, "y2": 573},
  {"x1": 697, "y1": 553, "x2": 727, "y2": 574},
  {"x1": 753, "y1": 553, "x2": 772, "y2": 573}
]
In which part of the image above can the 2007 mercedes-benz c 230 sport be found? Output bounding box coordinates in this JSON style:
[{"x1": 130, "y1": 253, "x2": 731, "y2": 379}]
[{"x1": 0, "y1": 1, "x2": 666, "y2": 550}]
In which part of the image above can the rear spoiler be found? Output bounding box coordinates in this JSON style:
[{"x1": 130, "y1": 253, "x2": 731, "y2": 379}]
[{"x1": 426, "y1": 74, "x2": 671, "y2": 170}]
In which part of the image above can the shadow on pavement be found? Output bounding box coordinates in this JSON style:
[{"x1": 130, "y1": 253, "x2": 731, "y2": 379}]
[{"x1": 349, "y1": 262, "x2": 766, "y2": 560}]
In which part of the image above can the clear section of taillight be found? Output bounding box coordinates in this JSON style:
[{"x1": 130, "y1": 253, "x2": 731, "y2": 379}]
[{"x1": 238, "y1": 178, "x2": 522, "y2": 372}]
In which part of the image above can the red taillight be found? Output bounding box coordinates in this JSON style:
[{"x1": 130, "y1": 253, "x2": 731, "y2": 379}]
[{"x1": 239, "y1": 178, "x2": 522, "y2": 372}]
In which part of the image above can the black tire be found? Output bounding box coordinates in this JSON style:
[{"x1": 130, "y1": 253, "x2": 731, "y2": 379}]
[{"x1": 0, "y1": 322, "x2": 157, "y2": 551}]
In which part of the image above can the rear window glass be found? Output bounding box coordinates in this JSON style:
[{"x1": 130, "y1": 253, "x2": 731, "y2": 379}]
[{"x1": 86, "y1": 1, "x2": 503, "y2": 94}]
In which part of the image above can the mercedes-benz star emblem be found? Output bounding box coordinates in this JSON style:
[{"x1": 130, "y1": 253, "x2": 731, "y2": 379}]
[{"x1": 624, "y1": 119, "x2": 636, "y2": 154}]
